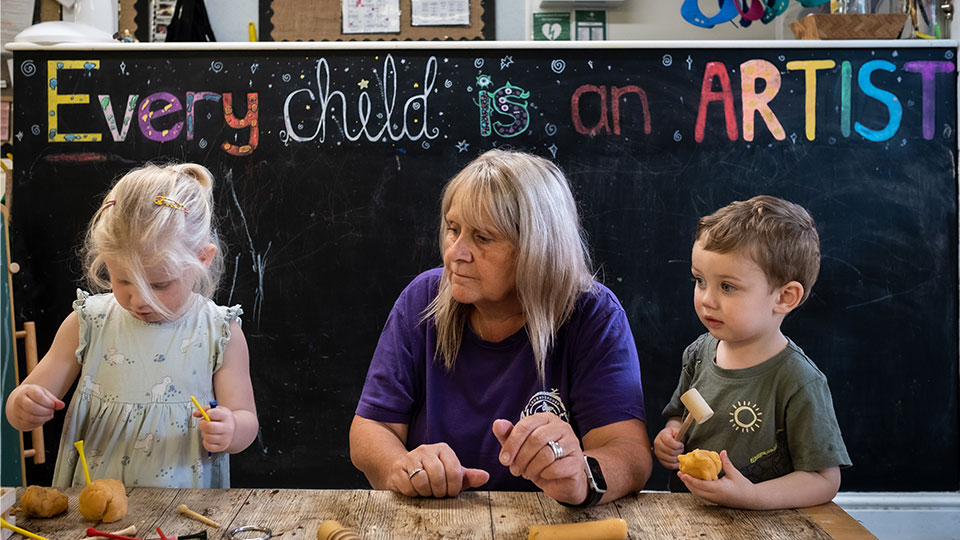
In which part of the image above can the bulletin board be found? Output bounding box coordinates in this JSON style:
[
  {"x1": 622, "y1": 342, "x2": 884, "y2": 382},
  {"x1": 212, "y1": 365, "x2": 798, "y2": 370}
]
[{"x1": 263, "y1": 0, "x2": 491, "y2": 41}]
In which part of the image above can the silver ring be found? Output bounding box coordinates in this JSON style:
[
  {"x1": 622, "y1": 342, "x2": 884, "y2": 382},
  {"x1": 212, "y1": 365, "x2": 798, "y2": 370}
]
[
  {"x1": 228, "y1": 526, "x2": 272, "y2": 540},
  {"x1": 547, "y1": 440, "x2": 563, "y2": 461},
  {"x1": 408, "y1": 466, "x2": 425, "y2": 480}
]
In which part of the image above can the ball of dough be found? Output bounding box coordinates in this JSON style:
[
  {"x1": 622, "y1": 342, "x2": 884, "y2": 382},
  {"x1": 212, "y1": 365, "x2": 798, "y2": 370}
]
[
  {"x1": 78, "y1": 479, "x2": 127, "y2": 523},
  {"x1": 19, "y1": 485, "x2": 68, "y2": 517},
  {"x1": 678, "y1": 448, "x2": 722, "y2": 480}
]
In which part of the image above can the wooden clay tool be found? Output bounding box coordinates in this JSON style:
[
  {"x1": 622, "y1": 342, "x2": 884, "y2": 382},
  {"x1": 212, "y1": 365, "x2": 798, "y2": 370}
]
[
  {"x1": 317, "y1": 521, "x2": 360, "y2": 540},
  {"x1": 178, "y1": 504, "x2": 221, "y2": 528},
  {"x1": 674, "y1": 388, "x2": 714, "y2": 441}
]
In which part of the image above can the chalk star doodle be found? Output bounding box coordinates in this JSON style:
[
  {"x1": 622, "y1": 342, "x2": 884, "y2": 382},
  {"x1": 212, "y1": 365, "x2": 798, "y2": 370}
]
[
  {"x1": 456, "y1": 140, "x2": 470, "y2": 152},
  {"x1": 474, "y1": 77, "x2": 531, "y2": 138},
  {"x1": 588, "y1": 60, "x2": 594, "y2": 69},
  {"x1": 500, "y1": 55, "x2": 514, "y2": 70},
  {"x1": 15, "y1": 131, "x2": 23, "y2": 141},
  {"x1": 120, "y1": 61, "x2": 127, "y2": 75},
  {"x1": 358, "y1": 78, "x2": 370, "y2": 89},
  {"x1": 686, "y1": 56, "x2": 693, "y2": 70},
  {"x1": 548, "y1": 143, "x2": 558, "y2": 158}
]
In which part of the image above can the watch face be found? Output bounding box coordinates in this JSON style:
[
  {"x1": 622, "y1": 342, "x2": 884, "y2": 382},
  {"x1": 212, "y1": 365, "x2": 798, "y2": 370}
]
[{"x1": 585, "y1": 456, "x2": 607, "y2": 492}]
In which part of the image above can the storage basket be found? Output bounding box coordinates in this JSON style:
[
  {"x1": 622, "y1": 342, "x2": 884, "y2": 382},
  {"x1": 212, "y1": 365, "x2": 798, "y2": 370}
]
[{"x1": 790, "y1": 13, "x2": 908, "y2": 39}]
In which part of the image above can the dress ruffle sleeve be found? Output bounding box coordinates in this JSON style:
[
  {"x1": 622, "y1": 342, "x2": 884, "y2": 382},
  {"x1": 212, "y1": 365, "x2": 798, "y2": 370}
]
[
  {"x1": 213, "y1": 304, "x2": 243, "y2": 372},
  {"x1": 72, "y1": 289, "x2": 92, "y2": 365}
]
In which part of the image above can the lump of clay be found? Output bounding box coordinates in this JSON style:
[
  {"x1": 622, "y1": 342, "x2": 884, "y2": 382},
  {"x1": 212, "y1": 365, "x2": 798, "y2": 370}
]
[
  {"x1": 19, "y1": 485, "x2": 68, "y2": 517},
  {"x1": 678, "y1": 448, "x2": 722, "y2": 480},
  {"x1": 78, "y1": 479, "x2": 127, "y2": 523}
]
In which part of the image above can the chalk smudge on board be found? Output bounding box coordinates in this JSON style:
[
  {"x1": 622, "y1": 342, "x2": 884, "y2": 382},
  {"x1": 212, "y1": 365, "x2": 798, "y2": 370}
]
[
  {"x1": 227, "y1": 253, "x2": 240, "y2": 305},
  {"x1": 226, "y1": 169, "x2": 272, "y2": 324}
]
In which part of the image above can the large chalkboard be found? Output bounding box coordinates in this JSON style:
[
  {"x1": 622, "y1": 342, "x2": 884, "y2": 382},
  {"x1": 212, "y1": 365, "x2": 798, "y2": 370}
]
[{"x1": 9, "y1": 43, "x2": 958, "y2": 491}]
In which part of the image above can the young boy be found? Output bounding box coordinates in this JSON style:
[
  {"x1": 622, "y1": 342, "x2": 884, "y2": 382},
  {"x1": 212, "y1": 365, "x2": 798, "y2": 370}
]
[{"x1": 654, "y1": 195, "x2": 850, "y2": 509}]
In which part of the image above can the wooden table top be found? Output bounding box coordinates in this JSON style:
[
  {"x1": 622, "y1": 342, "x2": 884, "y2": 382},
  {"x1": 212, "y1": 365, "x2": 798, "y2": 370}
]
[{"x1": 7, "y1": 488, "x2": 876, "y2": 540}]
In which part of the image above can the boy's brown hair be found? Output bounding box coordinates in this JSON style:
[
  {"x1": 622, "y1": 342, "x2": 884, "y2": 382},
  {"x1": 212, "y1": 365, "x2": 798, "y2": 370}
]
[{"x1": 696, "y1": 195, "x2": 820, "y2": 304}]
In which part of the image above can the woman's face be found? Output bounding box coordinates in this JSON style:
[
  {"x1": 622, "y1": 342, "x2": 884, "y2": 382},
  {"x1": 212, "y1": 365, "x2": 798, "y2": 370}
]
[{"x1": 442, "y1": 192, "x2": 519, "y2": 311}]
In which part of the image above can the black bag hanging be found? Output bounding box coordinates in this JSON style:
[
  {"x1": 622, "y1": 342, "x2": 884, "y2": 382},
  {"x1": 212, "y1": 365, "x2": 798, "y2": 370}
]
[{"x1": 165, "y1": 0, "x2": 217, "y2": 42}]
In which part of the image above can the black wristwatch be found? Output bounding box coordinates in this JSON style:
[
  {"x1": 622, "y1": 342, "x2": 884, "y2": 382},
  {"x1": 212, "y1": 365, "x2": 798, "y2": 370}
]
[{"x1": 559, "y1": 455, "x2": 607, "y2": 508}]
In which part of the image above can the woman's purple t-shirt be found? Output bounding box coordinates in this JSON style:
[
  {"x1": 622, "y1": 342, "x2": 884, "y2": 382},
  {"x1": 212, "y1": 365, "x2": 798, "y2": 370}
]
[{"x1": 355, "y1": 268, "x2": 645, "y2": 491}]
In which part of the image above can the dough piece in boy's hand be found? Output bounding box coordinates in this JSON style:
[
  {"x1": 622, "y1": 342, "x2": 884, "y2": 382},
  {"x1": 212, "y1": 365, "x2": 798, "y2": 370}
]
[
  {"x1": 78, "y1": 479, "x2": 127, "y2": 523},
  {"x1": 678, "y1": 449, "x2": 722, "y2": 480},
  {"x1": 19, "y1": 485, "x2": 68, "y2": 517}
]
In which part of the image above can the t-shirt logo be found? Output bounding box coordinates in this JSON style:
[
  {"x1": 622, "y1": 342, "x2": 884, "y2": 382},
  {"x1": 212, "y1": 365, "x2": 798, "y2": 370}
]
[
  {"x1": 729, "y1": 400, "x2": 763, "y2": 433},
  {"x1": 521, "y1": 388, "x2": 569, "y2": 422}
]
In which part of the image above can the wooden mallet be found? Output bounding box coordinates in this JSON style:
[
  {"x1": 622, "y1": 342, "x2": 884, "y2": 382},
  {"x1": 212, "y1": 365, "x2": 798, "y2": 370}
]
[{"x1": 675, "y1": 388, "x2": 714, "y2": 442}]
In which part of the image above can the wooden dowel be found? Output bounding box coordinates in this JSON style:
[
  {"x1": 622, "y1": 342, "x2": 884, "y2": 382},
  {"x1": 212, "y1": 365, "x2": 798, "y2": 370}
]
[
  {"x1": 674, "y1": 414, "x2": 694, "y2": 442},
  {"x1": 16, "y1": 322, "x2": 45, "y2": 464}
]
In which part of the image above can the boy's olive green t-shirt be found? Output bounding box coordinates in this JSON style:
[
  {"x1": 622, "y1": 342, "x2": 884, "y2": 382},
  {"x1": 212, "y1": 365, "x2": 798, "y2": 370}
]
[{"x1": 663, "y1": 333, "x2": 851, "y2": 486}]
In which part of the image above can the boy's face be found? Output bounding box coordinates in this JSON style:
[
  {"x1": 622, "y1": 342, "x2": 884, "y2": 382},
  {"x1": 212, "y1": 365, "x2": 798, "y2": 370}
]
[{"x1": 690, "y1": 240, "x2": 784, "y2": 345}]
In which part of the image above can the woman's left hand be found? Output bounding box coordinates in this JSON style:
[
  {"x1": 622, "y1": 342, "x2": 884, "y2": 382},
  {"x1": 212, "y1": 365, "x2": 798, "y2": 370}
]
[
  {"x1": 492, "y1": 412, "x2": 588, "y2": 505},
  {"x1": 196, "y1": 406, "x2": 236, "y2": 453}
]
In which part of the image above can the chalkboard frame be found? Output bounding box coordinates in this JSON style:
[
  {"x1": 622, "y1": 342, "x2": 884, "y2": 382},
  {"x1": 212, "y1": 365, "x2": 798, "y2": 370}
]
[{"x1": 7, "y1": 40, "x2": 959, "y2": 492}]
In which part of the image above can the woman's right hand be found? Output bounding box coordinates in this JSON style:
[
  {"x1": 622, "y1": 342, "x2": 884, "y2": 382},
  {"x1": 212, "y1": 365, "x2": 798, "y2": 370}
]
[
  {"x1": 6, "y1": 384, "x2": 65, "y2": 431},
  {"x1": 653, "y1": 426, "x2": 684, "y2": 470},
  {"x1": 389, "y1": 442, "x2": 489, "y2": 498}
]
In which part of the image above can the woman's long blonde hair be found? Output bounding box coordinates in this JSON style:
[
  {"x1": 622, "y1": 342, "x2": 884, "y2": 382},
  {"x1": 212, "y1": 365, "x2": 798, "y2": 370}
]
[
  {"x1": 423, "y1": 149, "x2": 594, "y2": 382},
  {"x1": 82, "y1": 162, "x2": 224, "y2": 320}
]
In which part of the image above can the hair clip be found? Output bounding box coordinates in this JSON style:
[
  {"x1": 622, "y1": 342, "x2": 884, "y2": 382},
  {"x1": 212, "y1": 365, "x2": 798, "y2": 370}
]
[
  {"x1": 102, "y1": 200, "x2": 117, "y2": 209},
  {"x1": 154, "y1": 195, "x2": 189, "y2": 213}
]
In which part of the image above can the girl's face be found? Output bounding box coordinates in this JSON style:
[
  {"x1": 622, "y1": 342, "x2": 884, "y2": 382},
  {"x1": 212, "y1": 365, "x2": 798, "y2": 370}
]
[
  {"x1": 104, "y1": 258, "x2": 196, "y2": 322},
  {"x1": 442, "y1": 192, "x2": 519, "y2": 312}
]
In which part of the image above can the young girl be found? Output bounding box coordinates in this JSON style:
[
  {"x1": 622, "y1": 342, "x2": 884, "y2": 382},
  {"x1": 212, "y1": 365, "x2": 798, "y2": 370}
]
[{"x1": 5, "y1": 163, "x2": 258, "y2": 488}]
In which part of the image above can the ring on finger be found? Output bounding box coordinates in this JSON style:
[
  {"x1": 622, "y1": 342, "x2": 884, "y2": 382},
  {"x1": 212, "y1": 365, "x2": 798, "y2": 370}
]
[
  {"x1": 408, "y1": 466, "x2": 425, "y2": 480},
  {"x1": 547, "y1": 440, "x2": 563, "y2": 462}
]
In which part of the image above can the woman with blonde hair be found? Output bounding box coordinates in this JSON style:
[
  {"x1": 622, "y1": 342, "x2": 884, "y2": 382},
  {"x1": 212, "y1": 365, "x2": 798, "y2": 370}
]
[{"x1": 350, "y1": 149, "x2": 651, "y2": 506}]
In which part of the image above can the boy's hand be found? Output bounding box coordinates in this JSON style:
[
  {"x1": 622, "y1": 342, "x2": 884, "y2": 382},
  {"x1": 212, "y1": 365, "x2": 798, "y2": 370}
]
[
  {"x1": 195, "y1": 406, "x2": 236, "y2": 453},
  {"x1": 678, "y1": 450, "x2": 759, "y2": 508},
  {"x1": 7, "y1": 384, "x2": 65, "y2": 431},
  {"x1": 653, "y1": 426, "x2": 684, "y2": 470}
]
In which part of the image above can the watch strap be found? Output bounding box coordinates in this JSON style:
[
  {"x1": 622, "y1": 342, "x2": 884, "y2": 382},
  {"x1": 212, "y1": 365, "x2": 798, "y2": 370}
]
[{"x1": 558, "y1": 456, "x2": 604, "y2": 508}]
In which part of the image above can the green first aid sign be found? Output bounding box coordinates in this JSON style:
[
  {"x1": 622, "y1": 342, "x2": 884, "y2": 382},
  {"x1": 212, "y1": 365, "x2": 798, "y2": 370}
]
[{"x1": 533, "y1": 12, "x2": 571, "y2": 41}]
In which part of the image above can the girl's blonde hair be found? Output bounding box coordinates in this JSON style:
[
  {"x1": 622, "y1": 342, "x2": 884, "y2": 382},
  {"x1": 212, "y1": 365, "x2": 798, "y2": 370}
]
[
  {"x1": 83, "y1": 163, "x2": 224, "y2": 319},
  {"x1": 423, "y1": 149, "x2": 594, "y2": 381}
]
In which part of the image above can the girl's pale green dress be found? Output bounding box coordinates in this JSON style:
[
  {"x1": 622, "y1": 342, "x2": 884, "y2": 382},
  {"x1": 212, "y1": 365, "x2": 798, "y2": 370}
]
[{"x1": 51, "y1": 290, "x2": 242, "y2": 488}]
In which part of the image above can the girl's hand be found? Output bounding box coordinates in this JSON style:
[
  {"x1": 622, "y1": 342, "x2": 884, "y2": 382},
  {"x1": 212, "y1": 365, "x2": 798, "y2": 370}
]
[
  {"x1": 388, "y1": 442, "x2": 489, "y2": 498},
  {"x1": 492, "y1": 413, "x2": 587, "y2": 505},
  {"x1": 678, "y1": 450, "x2": 758, "y2": 508},
  {"x1": 7, "y1": 384, "x2": 65, "y2": 431},
  {"x1": 195, "y1": 406, "x2": 236, "y2": 453},
  {"x1": 653, "y1": 426, "x2": 684, "y2": 470}
]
